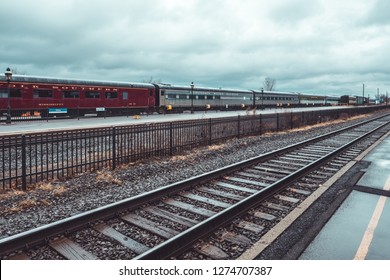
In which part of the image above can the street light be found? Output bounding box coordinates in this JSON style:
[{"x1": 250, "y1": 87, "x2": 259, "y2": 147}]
[
  {"x1": 5, "y1": 67, "x2": 12, "y2": 124},
  {"x1": 190, "y1": 82, "x2": 194, "y2": 114},
  {"x1": 252, "y1": 90, "x2": 256, "y2": 110},
  {"x1": 261, "y1": 88, "x2": 264, "y2": 109}
]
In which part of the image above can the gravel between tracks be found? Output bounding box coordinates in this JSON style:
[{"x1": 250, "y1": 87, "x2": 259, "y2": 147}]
[{"x1": 0, "y1": 112, "x2": 383, "y2": 240}]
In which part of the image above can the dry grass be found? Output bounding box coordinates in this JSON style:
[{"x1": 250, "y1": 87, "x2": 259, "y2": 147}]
[
  {"x1": 171, "y1": 154, "x2": 190, "y2": 161},
  {"x1": 53, "y1": 185, "x2": 68, "y2": 196},
  {"x1": 5, "y1": 197, "x2": 52, "y2": 214},
  {"x1": 207, "y1": 144, "x2": 226, "y2": 151},
  {"x1": 267, "y1": 114, "x2": 369, "y2": 135},
  {"x1": 171, "y1": 143, "x2": 227, "y2": 162},
  {"x1": 34, "y1": 182, "x2": 68, "y2": 196},
  {"x1": 1, "y1": 182, "x2": 64, "y2": 214},
  {"x1": 37, "y1": 182, "x2": 55, "y2": 192},
  {"x1": 17, "y1": 198, "x2": 37, "y2": 209},
  {"x1": 8, "y1": 198, "x2": 37, "y2": 213},
  {"x1": 96, "y1": 170, "x2": 122, "y2": 185},
  {"x1": 0, "y1": 189, "x2": 26, "y2": 200},
  {"x1": 0, "y1": 181, "x2": 68, "y2": 204},
  {"x1": 40, "y1": 198, "x2": 52, "y2": 206}
]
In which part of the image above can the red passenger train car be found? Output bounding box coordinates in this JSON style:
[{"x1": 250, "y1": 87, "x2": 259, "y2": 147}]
[{"x1": 0, "y1": 75, "x2": 156, "y2": 118}]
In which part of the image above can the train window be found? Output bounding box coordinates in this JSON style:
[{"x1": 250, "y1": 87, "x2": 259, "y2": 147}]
[
  {"x1": 0, "y1": 89, "x2": 7, "y2": 98},
  {"x1": 105, "y1": 92, "x2": 118, "y2": 99},
  {"x1": 198, "y1": 95, "x2": 205, "y2": 100},
  {"x1": 0, "y1": 89, "x2": 21, "y2": 98},
  {"x1": 11, "y1": 89, "x2": 22, "y2": 98},
  {"x1": 33, "y1": 89, "x2": 53, "y2": 98},
  {"x1": 86, "y1": 91, "x2": 100, "y2": 98},
  {"x1": 123, "y1": 92, "x2": 128, "y2": 100},
  {"x1": 63, "y1": 91, "x2": 80, "y2": 98}
]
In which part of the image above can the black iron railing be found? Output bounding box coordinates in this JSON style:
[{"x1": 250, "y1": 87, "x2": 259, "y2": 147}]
[{"x1": 0, "y1": 106, "x2": 386, "y2": 191}]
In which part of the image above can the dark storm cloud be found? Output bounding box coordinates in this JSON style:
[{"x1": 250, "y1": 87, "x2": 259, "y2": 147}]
[{"x1": 0, "y1": 0, "x2": 389, "y2": 96}]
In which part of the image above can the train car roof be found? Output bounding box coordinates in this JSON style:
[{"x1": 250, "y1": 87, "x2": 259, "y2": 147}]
[
  {"x1": 0, "y1": 74, "x2": 155, "y2": 89},
  {"x1": 155, "y1": 83, "x2": 253, "y2": 94},
  {"x1": 252, "y1": 89, "x2": 299, "y2": 96}
]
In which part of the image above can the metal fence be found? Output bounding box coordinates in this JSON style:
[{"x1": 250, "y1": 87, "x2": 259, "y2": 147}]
[{"x1": 1, "y1": 106, "x2": 386, "y2": 191}]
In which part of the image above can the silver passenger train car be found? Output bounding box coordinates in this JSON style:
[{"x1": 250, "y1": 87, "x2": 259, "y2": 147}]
[{"x1": 154, "y1": 83, "x2": 301, "y2": 112}]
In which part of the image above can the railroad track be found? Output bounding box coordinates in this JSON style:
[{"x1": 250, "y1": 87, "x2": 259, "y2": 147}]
[{"x1": 1, "y1": 114, "x2": 390, "y2": 260}]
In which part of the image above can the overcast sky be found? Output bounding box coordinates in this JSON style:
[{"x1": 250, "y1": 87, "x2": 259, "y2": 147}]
[{"x1": 1, "y1": 0, "x2": 389, "y2": 96}]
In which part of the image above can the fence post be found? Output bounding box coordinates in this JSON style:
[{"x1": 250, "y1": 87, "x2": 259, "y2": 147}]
[
  {"x1": 237, "y1": 115, "x2": 241, "y2": 139},
  {"x1": 259, "y1": 114, "x2": 262, "y2": 135},
  {"x1": 112, "y1": 127, "x2": 116, "y2": 170},
  {"x1": 208, "y1": 118, "x2": 212, "y2": 145},
  {"x1": 21, "y1": 135, "x2": 27, "y2": 191},
  {"x1": 169, "y1": 122, "x2": 173, "y2": 156},
  {"x1": 310, "y1": 111, "x2": 317, "y2": 124}
]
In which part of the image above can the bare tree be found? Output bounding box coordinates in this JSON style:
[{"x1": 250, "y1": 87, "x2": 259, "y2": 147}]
[
  {"x1": 263, "y1": 77, "x2": 276, "y2": 91},
  {"x1": 10, "y1": 68, "x2": 28, "y2": 75},
  {"x1": 143, "y1": 76, "x2": 162, "y2": 84}
]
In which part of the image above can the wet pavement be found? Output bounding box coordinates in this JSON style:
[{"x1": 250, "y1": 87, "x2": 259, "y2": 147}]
[{"x1": 300, "y1": 136, "x2": 390, "y2": 260}]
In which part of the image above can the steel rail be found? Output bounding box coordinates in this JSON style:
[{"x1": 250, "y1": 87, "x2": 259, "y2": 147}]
[
  {"x1": 135, "y1": 119, "x2": 390, "y2": 259},
  {"x1": 0, "y1": 114, "x2": 389, "y2": 257}
]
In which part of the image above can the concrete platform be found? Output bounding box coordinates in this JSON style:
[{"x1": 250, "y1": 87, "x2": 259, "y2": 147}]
[{"x1": 300, "y1": 136, "x2": 390, "y2": 260}]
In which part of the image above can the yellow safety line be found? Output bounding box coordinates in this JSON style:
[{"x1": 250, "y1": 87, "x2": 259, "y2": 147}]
[{"x1": 354, "y1": 175, "x2": 390, "y2": 260}]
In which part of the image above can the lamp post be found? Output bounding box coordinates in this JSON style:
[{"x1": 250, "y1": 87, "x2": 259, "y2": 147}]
[
  {"x1": 252, "y1": 91, "x2": 256, "y2": 110},
  {"x1": 190, "y1": 82, "x2": 194, "y2": 114},
  {"x1": 261, "y1": 88, "x2": 264, "y2": 109},
  {"x1": 377, "y1": 88, "x2": 379, "y2": 104},
  {"x1": 5, "y1": 67, "x2": 12, "y2": 124}
]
